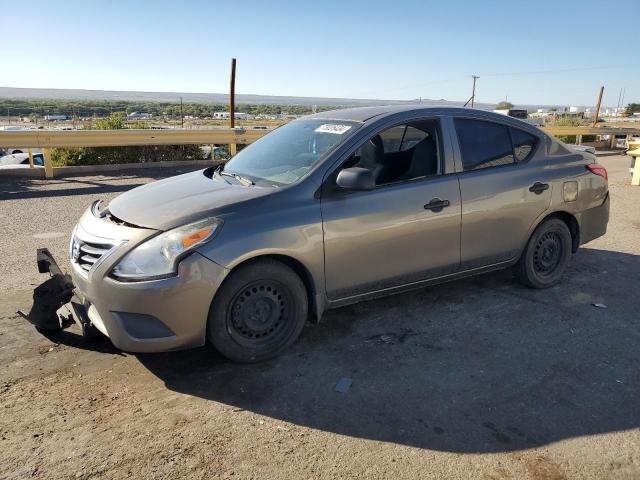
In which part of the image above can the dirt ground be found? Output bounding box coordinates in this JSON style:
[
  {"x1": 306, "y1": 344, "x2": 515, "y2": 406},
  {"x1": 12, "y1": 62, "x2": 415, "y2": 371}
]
[{"x1": 1, "y1": 155, "x2": 639, "y2": 480}]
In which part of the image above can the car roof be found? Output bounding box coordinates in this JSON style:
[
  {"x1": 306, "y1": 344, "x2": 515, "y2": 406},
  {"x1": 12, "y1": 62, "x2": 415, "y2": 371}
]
[{"x1": 307, "y1": 105, "x2": 541, "y2": 132}]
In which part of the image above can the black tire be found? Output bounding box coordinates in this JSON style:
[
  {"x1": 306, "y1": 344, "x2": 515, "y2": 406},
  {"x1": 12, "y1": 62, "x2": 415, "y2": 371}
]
[
  {"x1": 207, "y1": 259, "x2": 308, "y2": 363},
  {"x1": 512, "y1": 218, "x2": 572, "y2": 289}
]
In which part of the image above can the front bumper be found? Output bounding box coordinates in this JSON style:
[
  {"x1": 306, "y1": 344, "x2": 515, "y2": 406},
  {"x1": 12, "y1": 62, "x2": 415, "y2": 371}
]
[
  {"x1": 58, "y1": 206, "x2": 232, "y2": 352},
  {"x1": 70, "y1": 251, "x2": 229, "y2": 352}
]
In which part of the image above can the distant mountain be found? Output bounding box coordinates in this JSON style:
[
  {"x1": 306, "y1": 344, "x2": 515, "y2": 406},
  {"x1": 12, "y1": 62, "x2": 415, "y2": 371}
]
[{"x1": 0, "y1": 86, "x2": 496, "y2": 109}]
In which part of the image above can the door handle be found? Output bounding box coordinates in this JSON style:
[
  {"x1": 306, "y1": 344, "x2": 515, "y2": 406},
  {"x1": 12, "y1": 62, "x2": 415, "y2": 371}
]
[
  {"x1": 529, "y1": 182, "x2": 549, "y2": 194},
  {"x1": 424, "y1": 198, "x2": 450, "y2": 212}
]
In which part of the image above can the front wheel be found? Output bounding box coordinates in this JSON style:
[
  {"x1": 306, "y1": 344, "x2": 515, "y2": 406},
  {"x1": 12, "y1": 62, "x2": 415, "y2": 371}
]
[
  {"x1": 512, "y1": 218, "x2": 572, "y2": 289},
  {"x1": 207, "y1": 259, "x2": 308, "y2": 363}
]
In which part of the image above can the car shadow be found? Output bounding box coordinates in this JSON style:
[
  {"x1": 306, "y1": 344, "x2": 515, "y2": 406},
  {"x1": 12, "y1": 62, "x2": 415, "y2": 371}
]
[
  {"x1": 38, "y1": 325, "x2": 125, "y2": 355},
  {"x1": 134, "y1": 247, "x2": 638, "y2": 452}
]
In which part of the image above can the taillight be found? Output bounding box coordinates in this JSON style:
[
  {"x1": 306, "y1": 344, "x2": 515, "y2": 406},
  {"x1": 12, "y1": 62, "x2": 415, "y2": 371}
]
[{"x1": 586, "y1": 164, "x2": 608, "y2": 181}]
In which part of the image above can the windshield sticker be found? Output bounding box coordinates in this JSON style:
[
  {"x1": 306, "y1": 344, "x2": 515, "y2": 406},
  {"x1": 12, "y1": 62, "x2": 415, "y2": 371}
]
[{"x1": 315, "y1": 124, "x2": 352, "y2": 135}]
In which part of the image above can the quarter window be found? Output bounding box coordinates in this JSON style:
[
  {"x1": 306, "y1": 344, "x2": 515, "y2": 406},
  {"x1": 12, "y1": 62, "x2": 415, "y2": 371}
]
[
  {"x1": 455, "y1": 118, "x2": 514, "y2": 171},
  {"x1": 510, "y1": 127, "x2": 537, "y2": 161}
]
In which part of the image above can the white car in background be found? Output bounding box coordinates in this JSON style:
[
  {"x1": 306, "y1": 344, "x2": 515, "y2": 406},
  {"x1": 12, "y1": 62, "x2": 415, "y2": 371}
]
[
  {"x1": 567, "y1": 144, "x2": 596, "y2": 155},
  {"x1": 0, "y1": 125, "x2": 29, "y2": 156},
  {"x1": 0, "y1": 152, "x2": 44, "y2": 169}
]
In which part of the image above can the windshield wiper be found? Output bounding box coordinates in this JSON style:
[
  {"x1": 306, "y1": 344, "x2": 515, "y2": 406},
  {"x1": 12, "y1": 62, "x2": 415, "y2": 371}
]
[{"x1": 219, "y1": 170, "x2": 255, "y2": 186}]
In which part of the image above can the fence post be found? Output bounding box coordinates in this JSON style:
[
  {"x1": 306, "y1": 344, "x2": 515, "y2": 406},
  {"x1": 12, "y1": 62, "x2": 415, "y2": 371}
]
[
  {"x1": 609, "y1": 135, "x2": 617, "y2": 149},
  {"x1": 43, "y1": 148, "x2": 54, "y2": 178},
  {"x1": 576, "y1": 134, "x2": 582, "y2": 145},
  {"x1": 632, "y1": 156, "x2": 640, "y2": 187},
  {"x1": 28, "y1": 148, "x2": 34, "y2": 169}
]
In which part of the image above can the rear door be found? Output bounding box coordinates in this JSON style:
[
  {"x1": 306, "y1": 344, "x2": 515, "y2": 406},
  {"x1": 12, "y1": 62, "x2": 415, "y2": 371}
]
[
  {"x1": 452, "y1": 117, "x2": 552, "y2": 269},
  {"x1": 321, "y1": 118, "x2": 461, "y2": 300}
]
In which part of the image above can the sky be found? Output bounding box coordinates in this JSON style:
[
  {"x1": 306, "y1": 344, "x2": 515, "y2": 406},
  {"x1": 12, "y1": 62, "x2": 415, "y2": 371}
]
[{"x1": 2, "y1": 0, "x2": 639, "y2": 106}]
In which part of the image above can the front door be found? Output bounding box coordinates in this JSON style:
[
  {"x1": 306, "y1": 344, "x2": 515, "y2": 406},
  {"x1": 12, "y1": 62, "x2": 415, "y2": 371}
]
[{"x1": 321, "y1": 120, "x2": 461, "y2": 301}]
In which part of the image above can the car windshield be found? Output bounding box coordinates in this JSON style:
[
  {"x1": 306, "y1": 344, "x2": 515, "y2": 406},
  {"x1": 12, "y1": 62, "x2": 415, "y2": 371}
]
[{"x1": 222, "y1": 119, "x2": 359, "y2": 185}]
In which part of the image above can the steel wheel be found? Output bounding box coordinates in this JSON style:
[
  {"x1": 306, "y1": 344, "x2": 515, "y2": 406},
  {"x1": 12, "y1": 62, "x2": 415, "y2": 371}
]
[
  {"x1": 513, "y1": 218, "x2": 572, "y2": 289},
  {"x1": 226, "y1": 280, "x2": 295, "y2": 348},
  {"x1": 208, "y1": 259, "x2": 308, "y2": 363},
  {"x1": 532, "y1": 232, "x2": 563, "y2": 277}
]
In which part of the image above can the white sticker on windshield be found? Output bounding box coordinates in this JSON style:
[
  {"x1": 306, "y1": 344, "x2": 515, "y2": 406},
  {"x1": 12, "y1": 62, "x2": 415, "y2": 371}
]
[{"x1": 315, "y1": 124, "x2": 352, "y2": 135}]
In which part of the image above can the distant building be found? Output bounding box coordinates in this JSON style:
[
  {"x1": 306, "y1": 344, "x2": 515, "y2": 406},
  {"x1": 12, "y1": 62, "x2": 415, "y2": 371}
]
[
  {"x1": 492, "y1": 108, "x2": 528, "y2": 119},
  {"x1": 127, "y1": 112, "x2": 152, "y2": 120},
  {"x1": 213, "y1": 112, "x2": 253, "y2": 120},
  {"x1": 44, "y1": 114, "x2": 68, "y2": 121}
]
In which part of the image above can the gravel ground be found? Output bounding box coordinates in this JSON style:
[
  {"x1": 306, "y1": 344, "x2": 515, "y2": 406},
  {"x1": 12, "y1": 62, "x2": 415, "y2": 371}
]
[{"x1": 0, "y1": 155, "x2": 639, "y2": 479}]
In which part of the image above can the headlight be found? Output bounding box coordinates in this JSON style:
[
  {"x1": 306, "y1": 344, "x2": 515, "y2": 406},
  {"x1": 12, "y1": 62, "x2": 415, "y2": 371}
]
[{"x1": 111, "y1": 217, "x2": 221, "y2": 281}]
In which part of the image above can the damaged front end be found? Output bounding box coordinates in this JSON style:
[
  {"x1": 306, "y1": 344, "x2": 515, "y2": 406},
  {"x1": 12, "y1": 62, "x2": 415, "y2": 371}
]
[{"x1": 18, "y1": 248, "x2": 91, "y2": 336}]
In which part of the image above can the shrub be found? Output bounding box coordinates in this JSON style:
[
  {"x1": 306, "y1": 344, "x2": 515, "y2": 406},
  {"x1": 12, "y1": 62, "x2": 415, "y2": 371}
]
[
  {"x1": 51, "y1": 145, "x2": 204, "y2": 167},
  {"x1": 548, "y1": 116, "x2": 595, "y2": 143},
  {"x1": 50, "y1": 112, "x2": 206, "y2": 166}
]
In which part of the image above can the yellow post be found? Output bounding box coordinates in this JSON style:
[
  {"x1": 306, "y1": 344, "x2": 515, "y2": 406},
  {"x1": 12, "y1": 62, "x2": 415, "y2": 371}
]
[
  {"x1": 230, "y1": 144, "x2": 237, "y2": 157},
  {"x1": 576, "y1": 134, "x2": 582, "y2": 145},
  {"x1": 628, "y1": 149, "x2": 640, "y2": 186},
  {"x1": 43, "y1": 148, "x2": 54, "y2": 178},
  {"x1": 28, "y1": 148, "x2": 34, "y2": 169}
]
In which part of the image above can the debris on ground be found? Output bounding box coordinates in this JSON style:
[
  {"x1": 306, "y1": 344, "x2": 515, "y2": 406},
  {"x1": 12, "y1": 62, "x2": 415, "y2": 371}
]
[
  {"x1": 334, "y1": 377, "x2": 353, "y2": 393},
  {"x1": 592, "y1": 303, "x2": 608, "y2": 309},
  {"x1": 366, "y1": 328, "x2": 419, "y2": 345}
]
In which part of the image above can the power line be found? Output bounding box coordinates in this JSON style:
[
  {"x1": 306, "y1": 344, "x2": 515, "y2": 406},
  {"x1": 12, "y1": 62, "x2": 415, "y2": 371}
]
[
  {"x1": 479, "y1": 63, "x2": 640, "y2": 77},
  {"x1": 348, "y1": 62, "x2": 640, "y2": 98},
  {"x1": 348, "y1": 76, "x2": 468, "y2": 97}
]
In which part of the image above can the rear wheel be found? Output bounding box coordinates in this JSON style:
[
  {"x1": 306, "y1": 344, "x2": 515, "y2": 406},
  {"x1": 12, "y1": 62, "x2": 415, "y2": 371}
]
[
  {"x1": 207, "y1": 259, "x2": 308, "y2": 363},
  {"x1": 513, "y1": 218, "x2": 572, "y2": 289}
]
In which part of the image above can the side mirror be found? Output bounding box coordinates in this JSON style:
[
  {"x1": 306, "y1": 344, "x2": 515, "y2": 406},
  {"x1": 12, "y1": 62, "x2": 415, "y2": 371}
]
[{"x1": 336, "y1": 167, "x2": 375, "y2": 191}]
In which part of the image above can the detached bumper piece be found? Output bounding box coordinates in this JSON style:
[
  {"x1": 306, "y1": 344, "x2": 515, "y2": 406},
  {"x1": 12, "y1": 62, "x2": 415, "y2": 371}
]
[
  {"x1": 18, "y1": 249, "x2": 75, "y2": 331},
  {"x1": 19, "y1": 248, "x2": 96, "y2": 336}
]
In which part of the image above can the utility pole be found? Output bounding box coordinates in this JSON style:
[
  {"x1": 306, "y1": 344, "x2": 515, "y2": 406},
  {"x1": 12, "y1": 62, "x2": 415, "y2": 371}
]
[
  {"x1": 229, "y1": 57, "x2": 237, "y2": 156},
  {"x1": 471, "y1": 75, "x2": 479, "y2": 108},
  {"x1": 617, "y1": 88, "x2": 623, "y2": 109},
  {"x1": 593, "y1": 86, "x2": 604, "y2": 126},
  {"x1": 180, "y1": 96, "x2": 184, "y2": 128}
]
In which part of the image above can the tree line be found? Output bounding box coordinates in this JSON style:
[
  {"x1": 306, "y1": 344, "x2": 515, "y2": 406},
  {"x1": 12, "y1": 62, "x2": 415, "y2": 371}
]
[{"x1": 0, "y1": 98, "x2": 338, "y2": 118}]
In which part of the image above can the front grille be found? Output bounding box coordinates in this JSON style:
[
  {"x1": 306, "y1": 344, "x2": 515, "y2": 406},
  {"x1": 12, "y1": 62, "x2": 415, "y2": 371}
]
[
  {"x1": 77, "y1": 240, "x2": 113, "y2": 272},
  {"x1": 71, "y1": 230, "x2": 118, "y2": 276}
]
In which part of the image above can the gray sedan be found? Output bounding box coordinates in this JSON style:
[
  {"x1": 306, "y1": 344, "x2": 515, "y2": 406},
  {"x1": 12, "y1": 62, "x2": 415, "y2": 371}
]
[{"x1": 59, "y1": 106, "x2": 608, "y2": 362}]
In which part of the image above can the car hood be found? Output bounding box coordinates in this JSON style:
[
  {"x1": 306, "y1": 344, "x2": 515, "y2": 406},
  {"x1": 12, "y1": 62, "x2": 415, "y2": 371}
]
[{"x1": 108, "y1": 169, "x2": 273, "y2": 230}]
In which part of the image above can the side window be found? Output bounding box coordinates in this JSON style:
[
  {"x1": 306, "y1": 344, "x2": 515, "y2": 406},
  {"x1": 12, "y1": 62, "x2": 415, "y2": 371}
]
[
  {"x1": 378, "y1": 126, "x2": 405, "y2": 153},
  {"x1": 346, "y1": 120, "x2": 440, "y2": 186},
  {"x1": 510, "y1": 127, "x2": 537, "y2": 161},
  {"x1": 400, "y1": 126, "x2": 428, "y2": 151},
  {"x1": 455, "y1": 118, "x2": 515, "y2": 171}
]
